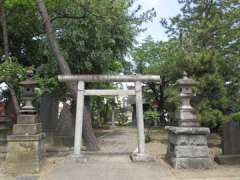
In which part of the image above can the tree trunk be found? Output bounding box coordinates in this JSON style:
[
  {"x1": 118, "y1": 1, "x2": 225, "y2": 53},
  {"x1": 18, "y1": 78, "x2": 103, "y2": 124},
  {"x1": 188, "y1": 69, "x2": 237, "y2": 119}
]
[
  {"x1": 0, "y1": 1, "x2": 17, "y2": 122},
  {"x1": 83, "y1": 97, "x2": 99, "y2": 150},
  {"x1": 0, "y1": 0, "x2": 9, "y2": 57},
  {"x1": 35, "y1": 0, "x2": 99, "y2": 151},
  {"x1": 6, "y1": 83, "x2": 20, "y2": 124}
]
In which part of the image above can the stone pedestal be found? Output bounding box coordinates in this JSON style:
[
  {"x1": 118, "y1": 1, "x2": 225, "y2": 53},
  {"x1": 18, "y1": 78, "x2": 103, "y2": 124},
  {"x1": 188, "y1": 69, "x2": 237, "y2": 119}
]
[
  {"x1": 166, "y1": 126, "x2": 212, "y2": 169},
  {"x1": 5, "y1": 114, "x2": 44, "y2": 174}
]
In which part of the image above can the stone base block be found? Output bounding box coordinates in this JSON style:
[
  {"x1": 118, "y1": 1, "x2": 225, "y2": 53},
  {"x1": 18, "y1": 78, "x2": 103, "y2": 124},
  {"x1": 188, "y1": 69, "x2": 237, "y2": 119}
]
[
  {"x1": 5, "y1": 134, "x2": 44, "y2": 174},
  {"x1": 166, "y1": 126, "x2": 212, "y2": 169},
  {"x1": 167, "y1": 157, "x2": 212, "y2": 169},
  {"x1": 130, "y1": 153, "x2": 156, "y2": 162},
  {"x1": 215, "y1": 154, "x2": 240, "y2": 165},
  {"x1": 169, "y1": 145, "x2": 209, "y2": 158}
]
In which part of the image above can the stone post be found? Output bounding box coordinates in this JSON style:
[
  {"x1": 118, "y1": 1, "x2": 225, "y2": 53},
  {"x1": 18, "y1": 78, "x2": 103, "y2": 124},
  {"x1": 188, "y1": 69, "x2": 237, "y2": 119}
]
[
  {"x1": 130, "y1": 81, "x2": 155, "y2": 162},
  {"x1": 5, "y1": 71, "x2": 45, "y2": 174},
  {"x1": 73, "y1": 81, "x2": 85, "y2": 157},
  {"x1": 166, "y1": 72, "x2": 212, "y2": 169},
  {"x1": 135, "y1": 81, "x2": 145, "y2": 155}
]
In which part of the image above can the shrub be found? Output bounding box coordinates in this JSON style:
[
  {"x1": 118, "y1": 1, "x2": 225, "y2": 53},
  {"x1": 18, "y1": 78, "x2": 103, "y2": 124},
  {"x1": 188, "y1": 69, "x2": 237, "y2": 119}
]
[
  {"x1": 144, "y1": 110, "x2": 160, "y2": 127},
  {"x1": 200, "y1": 109, "x2": 228, "y2": 132},
  {"x1": 230, "y1": 112, "x2": 240, "y2": 122}
]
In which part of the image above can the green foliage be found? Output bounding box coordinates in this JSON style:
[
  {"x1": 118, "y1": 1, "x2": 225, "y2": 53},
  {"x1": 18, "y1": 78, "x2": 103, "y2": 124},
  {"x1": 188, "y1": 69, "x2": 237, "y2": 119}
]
[
  {"x1": 230, "y1": 112, "x2": 240, "y2": 122},
  {"x1": 132, "y1": 0, "x2": 240, "y2": 132},
  {"x1": 144, "y1": 110, "x2": 159, "y2": 123},
  {"x1": 1, "y1": 0, "x2": 155, "y2": 100},
  {"x1": 34, "y1": 60, "x2": 63, "y2": 96},
  {"x1": 91, "y1": 97, "x2": 112, "y2": 128},
  {"x1": 132, "y1": 38, "x2": 183, "y2": 124},
  {"x1": 116, "y1": 108, "x2": 128, "y2": 126},
  {"x1": 200, "y1": 109, "x2": 228, "y2": 131},
  {"x1": 0, "y1": 58, "x2": 27, "y2": 89}
]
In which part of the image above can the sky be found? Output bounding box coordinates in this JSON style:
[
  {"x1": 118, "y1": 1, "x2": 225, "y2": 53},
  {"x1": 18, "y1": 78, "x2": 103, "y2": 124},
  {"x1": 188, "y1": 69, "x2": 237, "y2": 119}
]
[{"x1": 134, "y1": 0, "x2": 181, "y2": 42}]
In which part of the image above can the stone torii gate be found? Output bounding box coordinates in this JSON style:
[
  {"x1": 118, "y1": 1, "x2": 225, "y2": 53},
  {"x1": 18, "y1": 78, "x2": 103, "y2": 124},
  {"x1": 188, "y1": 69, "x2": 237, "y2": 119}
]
[{"x1": 58, "y1": 75, "x2": 161, "y2": 161}]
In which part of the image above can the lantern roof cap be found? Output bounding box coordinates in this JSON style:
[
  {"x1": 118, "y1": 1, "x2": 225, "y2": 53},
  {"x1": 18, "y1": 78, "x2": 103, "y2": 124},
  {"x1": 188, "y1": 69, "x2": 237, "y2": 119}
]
[
  {"x1": 177, "y1": 72, "x2": 198, "y2": 85},
  {"x1": 19, "y1": 70, "x2": 38, "y2": 86}
]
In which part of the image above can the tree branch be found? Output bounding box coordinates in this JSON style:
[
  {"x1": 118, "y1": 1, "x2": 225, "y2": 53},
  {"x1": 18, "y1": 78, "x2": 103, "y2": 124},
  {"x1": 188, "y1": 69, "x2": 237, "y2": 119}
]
[{"x1": 50, "y1": 14, "x2": 87, "y2": 23}]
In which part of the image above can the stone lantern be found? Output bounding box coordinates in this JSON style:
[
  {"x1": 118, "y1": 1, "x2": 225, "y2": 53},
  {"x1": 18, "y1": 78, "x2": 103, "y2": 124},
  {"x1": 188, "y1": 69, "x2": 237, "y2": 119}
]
[
  {"x1": 176, "y1": 72, "x2": 200, "y2": 127},
  {"x1": 165, "y1": 72, "x2": 212, "y2": 169},
  {"x1": 19, "y1": 70, "x2": 38, "y2": 114},
  {"x1": 6, "y1": 70, "x2": 44, "y2": 174}
]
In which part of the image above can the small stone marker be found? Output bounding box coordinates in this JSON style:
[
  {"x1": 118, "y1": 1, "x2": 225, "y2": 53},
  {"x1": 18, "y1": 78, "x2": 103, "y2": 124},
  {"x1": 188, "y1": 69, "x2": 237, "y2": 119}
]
[{"x1": 165, "y1": 72, "x2": 212, "y2": 169}]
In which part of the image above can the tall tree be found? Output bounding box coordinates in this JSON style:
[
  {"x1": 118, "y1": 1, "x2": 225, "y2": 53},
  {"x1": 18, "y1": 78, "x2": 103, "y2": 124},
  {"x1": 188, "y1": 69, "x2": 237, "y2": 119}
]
[
  {"x1": 0, "y1": 0, "x2": 20, "y2": 121},
  {"x1": 132, "y1": 37, "x2": 183, "y2": 123},
  {"x1": 1, "y1": 0, "x2": 154, "y2": 148},
  {"x1": 36, "y1": 0, "x2": 99, "y2": 151},
  {"x1": 0, "y1": 0, "x2": 9, "y2": 57},
  {"x1": 160, "y1": 0, "x2": 240, "y2": 131}
]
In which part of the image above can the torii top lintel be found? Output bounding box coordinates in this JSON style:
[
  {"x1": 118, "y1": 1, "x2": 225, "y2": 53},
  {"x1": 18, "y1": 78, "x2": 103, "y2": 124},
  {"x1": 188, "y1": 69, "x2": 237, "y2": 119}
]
[{"x1": 58, "y1": 75, "x2": 161, "y2": 82}]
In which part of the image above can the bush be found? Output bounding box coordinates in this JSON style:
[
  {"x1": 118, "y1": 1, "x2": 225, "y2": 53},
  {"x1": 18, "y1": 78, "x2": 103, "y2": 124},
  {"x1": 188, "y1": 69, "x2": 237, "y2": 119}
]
[
  {"x1": 200, "y1": 109, "x2": 228, "y2": 132},
  {"x1": 144, "y1": 110, "x2": 160, "y2": 127},
  {"x1": 230, "y1": 112, "x2": 240, "y2": 122}
]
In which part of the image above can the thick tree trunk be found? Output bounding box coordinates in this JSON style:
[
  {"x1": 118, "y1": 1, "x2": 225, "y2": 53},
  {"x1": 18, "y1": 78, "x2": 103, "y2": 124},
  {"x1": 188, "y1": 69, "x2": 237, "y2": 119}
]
[
  {"x1": 0, "y1": 0, "x2": 9, "y2": 57},
  {"x1": 36, "y1": 0, "x2": 99, "y2": 151},
  {"x1": 83, "y1": 97, "x2": 99, "y2": 150},
  {"x1": 6, "y1": 83, "x2": 20, "y2": 124},
  {"x1": 0, "y1": 1, "x2": 18, "y2": 122},
  {"x1": 7, "y1": 84, "x2": 20, "y2": 114}
]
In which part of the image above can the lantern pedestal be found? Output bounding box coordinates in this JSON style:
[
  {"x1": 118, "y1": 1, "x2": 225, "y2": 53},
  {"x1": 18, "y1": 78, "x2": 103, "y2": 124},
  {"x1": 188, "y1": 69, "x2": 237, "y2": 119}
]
[
  {"x1": 5, "y1": 114, "x2": 45, "y2": 174},
  {"x1": 165, "y1": 126, "x2": 212, "y2": 169}
]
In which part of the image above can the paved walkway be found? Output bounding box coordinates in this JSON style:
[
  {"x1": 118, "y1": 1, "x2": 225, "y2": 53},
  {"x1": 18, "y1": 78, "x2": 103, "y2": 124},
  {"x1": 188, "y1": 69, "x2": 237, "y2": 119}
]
[
  {"x1": 97, "y1": 127, "x2": 137, "y2": 154},
  {"x1": 41, "y1": 127, "x2": 240, "y2": 180},
  {"x1": 42, "y1": 127, "x2": 174, "y2": 180}
]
